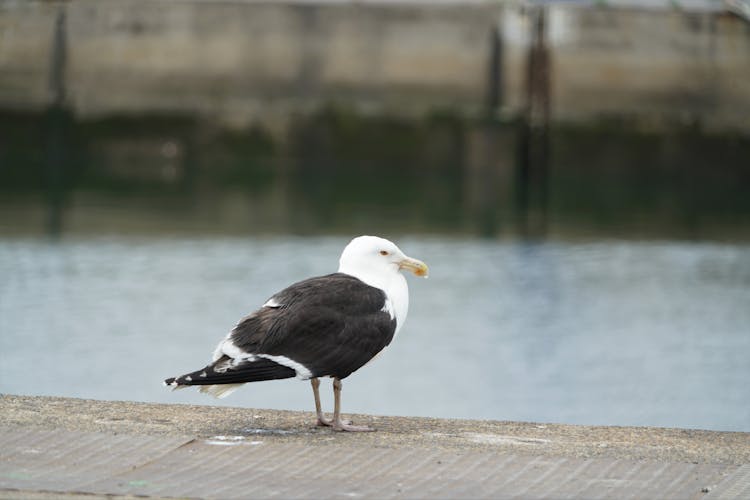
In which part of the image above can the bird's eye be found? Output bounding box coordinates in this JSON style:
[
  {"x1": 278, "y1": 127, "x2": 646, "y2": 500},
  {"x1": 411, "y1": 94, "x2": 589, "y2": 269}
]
[{"x1": 379, "y1": 250, "x2": 389, "y2": 256}]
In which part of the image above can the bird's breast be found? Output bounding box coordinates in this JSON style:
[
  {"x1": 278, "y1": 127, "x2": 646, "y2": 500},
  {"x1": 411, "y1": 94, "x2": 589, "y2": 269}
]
[{"x1": 385, "y1": 274, "x2": 409, "y2": 338}]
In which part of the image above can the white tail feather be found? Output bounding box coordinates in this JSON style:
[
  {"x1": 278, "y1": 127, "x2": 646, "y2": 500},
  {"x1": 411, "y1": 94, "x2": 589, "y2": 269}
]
[{"x1": 199, "y1": 383, "x2": 244, "y2": 399}]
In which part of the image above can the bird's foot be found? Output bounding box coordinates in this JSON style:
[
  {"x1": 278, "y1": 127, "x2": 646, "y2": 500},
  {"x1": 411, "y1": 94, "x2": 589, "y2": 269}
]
[
  {"x1": 332, "y1": 419, "x2": 374, "y2": 432},
  {"x1": 316, "y1": 415, "x2": 352, "y2": 427},
  {"x1": 316, "y1": 416, "x2": 333, "y2": 427}
]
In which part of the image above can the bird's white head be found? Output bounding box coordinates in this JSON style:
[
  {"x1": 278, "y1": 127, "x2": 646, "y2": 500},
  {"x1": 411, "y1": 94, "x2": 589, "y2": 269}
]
[{"x1": 338, "y1": 235, "x2": 429, "y2": 287}]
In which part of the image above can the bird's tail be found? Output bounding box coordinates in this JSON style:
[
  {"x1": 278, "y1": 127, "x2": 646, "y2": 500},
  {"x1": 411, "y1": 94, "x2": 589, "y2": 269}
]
[{"x1": 164, "y1": 356, "x2": 296, "y2": 399}]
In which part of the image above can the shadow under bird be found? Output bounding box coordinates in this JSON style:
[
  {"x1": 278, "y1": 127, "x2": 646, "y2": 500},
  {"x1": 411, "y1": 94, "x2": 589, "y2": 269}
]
[{"x1": 164, "y1": 235, "x2": 428, "y2": 431}]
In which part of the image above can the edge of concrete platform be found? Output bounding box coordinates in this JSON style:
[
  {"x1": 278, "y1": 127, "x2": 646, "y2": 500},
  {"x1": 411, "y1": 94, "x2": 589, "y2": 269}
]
[{"x1": 2, "y1": 394, "x2": 749, "y2": 465}]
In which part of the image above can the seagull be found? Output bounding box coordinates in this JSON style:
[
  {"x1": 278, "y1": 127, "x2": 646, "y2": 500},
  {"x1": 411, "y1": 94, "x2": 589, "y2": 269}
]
[{"x1": 164, "y1": 235, "x2": 428, "y2": 431}]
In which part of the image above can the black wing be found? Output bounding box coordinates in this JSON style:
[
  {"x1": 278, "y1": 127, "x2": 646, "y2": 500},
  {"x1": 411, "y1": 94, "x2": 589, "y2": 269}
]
[{"x1": 231, "y1": 273, "x2": 397, "y2": 379}]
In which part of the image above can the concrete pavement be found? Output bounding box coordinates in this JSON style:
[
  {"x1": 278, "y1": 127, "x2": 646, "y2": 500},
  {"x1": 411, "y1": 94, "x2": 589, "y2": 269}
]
[{"x1": 1, "y1": 395, "x2": 749, "y2": 499}]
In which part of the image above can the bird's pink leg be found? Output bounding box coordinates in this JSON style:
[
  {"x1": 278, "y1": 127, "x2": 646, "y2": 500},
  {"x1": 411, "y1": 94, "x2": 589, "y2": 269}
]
[
  {"x1": 312, "y1": 377, "x2": 352, "y2": 427},
  {"x1": 332, "y1": 377, "x2": 374, "y2": 432},
  {"x1": 310, "y1": 378, "x2": 333, "y2": 427}
]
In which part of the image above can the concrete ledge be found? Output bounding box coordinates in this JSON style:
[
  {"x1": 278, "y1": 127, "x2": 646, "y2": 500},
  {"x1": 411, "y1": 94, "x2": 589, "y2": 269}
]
[{"x1": 1, "y1": 395, "x2": 749, "y2": 499}]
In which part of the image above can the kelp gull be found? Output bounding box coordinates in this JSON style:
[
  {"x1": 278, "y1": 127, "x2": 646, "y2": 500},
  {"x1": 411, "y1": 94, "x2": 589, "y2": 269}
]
[{"x1": 164, "y1": 235, "x2": 428, "y2": 432}]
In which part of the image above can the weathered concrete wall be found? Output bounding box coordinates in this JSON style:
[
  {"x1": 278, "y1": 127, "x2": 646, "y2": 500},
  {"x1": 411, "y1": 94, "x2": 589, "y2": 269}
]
[
  {"x1": 0, "y1": 1, "x2": 60, "y2": 108},
  {"x1": 0, "y1": 0, "x2": 501, "y2": 128},
  {"x1": 537, "y1": 6, "x2": 750, "y2": 130},
  {"x1": 1, "y1": 1, "x2": 749, "y2": 131}
]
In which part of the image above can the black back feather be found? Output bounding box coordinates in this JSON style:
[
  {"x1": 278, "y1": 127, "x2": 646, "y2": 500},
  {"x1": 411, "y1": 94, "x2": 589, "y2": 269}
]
[{"x1": 234, "y1": 273, "x2": 397, "y2": 379}]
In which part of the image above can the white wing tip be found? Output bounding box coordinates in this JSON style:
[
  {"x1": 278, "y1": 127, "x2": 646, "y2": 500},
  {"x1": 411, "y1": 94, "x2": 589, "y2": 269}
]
[{"x1": 164, "y1": 379, "x2": 187, "y2": 391}]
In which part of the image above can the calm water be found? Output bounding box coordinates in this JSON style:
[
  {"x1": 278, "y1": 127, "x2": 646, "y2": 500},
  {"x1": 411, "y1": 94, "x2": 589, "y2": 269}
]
[{"x1": 1, "y1": 236, "x2": 748, "y2": 431}]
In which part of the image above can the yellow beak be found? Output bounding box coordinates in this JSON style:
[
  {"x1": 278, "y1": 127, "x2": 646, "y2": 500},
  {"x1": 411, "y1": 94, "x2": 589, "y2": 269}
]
[{"x1": 399, "y1": 256, "x2": 429, "y2": 278}]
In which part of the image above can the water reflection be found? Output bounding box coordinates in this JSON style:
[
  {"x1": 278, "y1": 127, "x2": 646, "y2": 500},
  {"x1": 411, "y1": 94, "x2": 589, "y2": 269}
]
[
  {"x1": 1, "y1": 109, "x2": 749, "y2": 239},
  {"x1": 1, "y1": 236, "x2": 748, "y2": 431}
]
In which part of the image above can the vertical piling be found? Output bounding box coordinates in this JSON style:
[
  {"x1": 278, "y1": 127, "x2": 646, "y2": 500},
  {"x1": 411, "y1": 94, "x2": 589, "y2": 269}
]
[
  {"x1": 44, "y1": 6, "x2": 70, "y2": 238},
  {"x1": 465, "y1": 17, "x2": 517, "y2": 238},
  {"x1": 517, "y1": 5, "x2": 550, "y2": 238},
  {"x1": 487, "y1": 22, "x2": 504, "y2": 116}
]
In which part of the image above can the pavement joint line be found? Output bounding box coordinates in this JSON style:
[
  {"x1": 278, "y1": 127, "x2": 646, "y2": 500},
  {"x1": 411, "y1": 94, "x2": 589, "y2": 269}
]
[
  {"x1": 82, "y1": 437, "x2": 202, "y2": 497},
  {"x1": 118, "y1": 441, "x2": 226, "y2": 493},
  {"x1": 151, "y1": 441, "x2": 274, "y2": 497},
  {"x1": 75, "y1": 435, "x2": 165, "y2": 489},
  {"x1": 706, "y1": 464, "x2": 750, "y2": 499}
]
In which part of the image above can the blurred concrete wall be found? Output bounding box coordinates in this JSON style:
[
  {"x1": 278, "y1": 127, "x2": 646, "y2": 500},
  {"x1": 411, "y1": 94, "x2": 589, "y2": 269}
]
[
  {"x1": 537, "y1": 6, "x2": 750, "y2": 130},
  {"x1": 0, "y1": 0, "x2": 748, "y2": 132}
]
